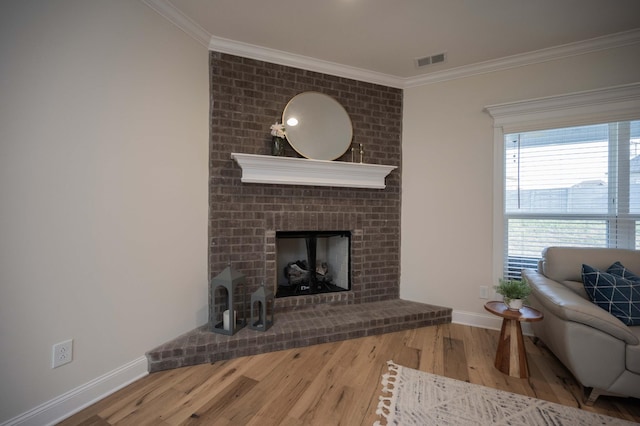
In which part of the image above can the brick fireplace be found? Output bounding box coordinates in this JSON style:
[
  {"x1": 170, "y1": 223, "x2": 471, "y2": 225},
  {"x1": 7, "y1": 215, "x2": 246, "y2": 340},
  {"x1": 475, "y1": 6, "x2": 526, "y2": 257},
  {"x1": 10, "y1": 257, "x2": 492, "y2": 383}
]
[
  {"x1": 144, "y1": 53, "x2": 452, "y2": 373},
  {"x1": 209, "y1": 52, "x2": 403, "y2": 308}
]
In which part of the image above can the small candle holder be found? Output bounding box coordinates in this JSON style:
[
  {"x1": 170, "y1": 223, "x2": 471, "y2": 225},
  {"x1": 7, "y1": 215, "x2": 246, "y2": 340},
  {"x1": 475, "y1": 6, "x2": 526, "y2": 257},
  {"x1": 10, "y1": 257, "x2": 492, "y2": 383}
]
[
  {"x1": 209, "y1": 264, "x2": 247, "y2": 335},
  {"x1": 249, "y1": 282, "x2": 274, "y2": 332}
]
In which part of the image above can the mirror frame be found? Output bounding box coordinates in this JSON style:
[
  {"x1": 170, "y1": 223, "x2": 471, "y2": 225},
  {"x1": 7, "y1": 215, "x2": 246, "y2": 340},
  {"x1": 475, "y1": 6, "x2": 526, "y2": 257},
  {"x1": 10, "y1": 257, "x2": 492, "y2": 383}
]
[{"x1": 282, "y1": 92, "x2": 353, "y2": 161}]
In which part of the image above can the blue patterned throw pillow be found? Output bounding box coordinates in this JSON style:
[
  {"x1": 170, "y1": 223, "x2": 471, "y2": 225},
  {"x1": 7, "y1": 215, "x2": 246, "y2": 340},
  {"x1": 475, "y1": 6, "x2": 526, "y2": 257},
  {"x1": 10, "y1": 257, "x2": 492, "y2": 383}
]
[
  {"x1": 582, "y1": 263, "x2": 640, "y2": 326},
  {"x1": 606, "y1": 261, "x2": 640, "y2": 283}
]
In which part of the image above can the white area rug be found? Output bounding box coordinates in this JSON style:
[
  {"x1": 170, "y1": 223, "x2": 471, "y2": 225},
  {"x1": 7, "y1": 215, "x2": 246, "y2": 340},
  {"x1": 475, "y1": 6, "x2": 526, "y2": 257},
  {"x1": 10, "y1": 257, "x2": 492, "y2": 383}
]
[{"x1": 375, "y1": 360, "x2": 635, "y2": 426}]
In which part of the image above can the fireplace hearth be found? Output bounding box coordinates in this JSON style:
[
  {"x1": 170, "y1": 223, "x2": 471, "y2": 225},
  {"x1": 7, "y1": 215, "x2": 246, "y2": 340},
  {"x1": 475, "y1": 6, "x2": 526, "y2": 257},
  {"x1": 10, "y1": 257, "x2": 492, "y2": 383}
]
[{"x1": 147, "y1": 299, "x2": 453, "y2": 373}]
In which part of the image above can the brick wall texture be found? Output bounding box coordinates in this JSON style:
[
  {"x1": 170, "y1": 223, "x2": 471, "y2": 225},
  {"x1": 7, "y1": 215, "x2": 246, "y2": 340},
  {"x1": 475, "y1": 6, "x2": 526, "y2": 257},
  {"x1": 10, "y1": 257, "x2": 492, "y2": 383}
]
[{"x1": 209, "y1": 52, "x2": 403, "y2": 312}]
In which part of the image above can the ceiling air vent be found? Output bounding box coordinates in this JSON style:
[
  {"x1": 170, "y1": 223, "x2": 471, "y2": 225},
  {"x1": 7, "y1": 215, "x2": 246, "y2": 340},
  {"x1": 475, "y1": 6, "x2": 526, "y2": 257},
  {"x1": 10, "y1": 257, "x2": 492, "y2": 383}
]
[{"x1": 415, "y1": 52, "x2": 447, "y2": 69}]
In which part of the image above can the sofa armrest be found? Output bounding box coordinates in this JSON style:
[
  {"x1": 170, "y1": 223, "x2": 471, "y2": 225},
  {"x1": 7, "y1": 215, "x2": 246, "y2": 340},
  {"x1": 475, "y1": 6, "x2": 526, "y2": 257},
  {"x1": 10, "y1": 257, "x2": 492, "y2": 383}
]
[{"x1": 523, "y1": 268, "x2": 639, "y2": 345}]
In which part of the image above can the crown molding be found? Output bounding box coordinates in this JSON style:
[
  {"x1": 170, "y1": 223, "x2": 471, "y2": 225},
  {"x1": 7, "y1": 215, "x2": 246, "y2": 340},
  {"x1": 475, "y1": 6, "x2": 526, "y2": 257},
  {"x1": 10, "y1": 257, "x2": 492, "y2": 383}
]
[
  {"x1": 141, "y1": 0, "x2": 211, "y2": 47},
  {"x1": 403, "y1": 28, "x2": 640, "y2": 88},
  {"x1": 141, "y1": 0, "x2": 402, "y2": 87},
  {"x1": 208, "y1": 35, "x2": 404, "y2": 88},
  {"x1": 141, "y1": 0, "x2": 640, "y2": 89}
]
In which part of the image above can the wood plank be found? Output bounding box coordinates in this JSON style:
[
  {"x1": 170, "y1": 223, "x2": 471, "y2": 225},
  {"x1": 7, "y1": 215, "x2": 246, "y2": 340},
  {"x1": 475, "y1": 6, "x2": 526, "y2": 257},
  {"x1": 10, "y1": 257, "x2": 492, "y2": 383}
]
[
  {"x1": 327, "y1": 334, "x2": 386, "y2": 387},
  {"x1": 160, "y1": 357, "x2": 255, "y2": 425},
  {"x1": 414, "y1": 324, "x2": 445, "y2": 375},
  {"x1": 218, "y1": 340, "x2": 347, "y2": 425},
  {"x1": 297, "y1": 385, "x2": 356, "y2": 425},
  {"x1": 235, "y1": 344, "x2": 338, "y2": 425},
  {"x1": 463, "y1": 326, "x2": 500, "y2": 380},
  {"x1": 56, "y1": 367, "x2": 180, "y2": 425},
  {"x1": 285, "y1": 339, "x2": 359, "y2": 420},
  {"x1": 181, "y1": 375, "x2": 260, "y2": 425},
  {"x1": 527, "y1": 340, "x2": 585, "y2": 408},
  {"x1": 68, "y1": 414, "x2": 110, "y2": 426},
  {"x1": 347, "y1": 335, "x2": 401, "y2": 426},
  {"x1": 523, "y1": 353, "x2": 562, "y2": 403},
  {"x1": 58, "y1": 324, "x2": 640, "y2": 426},
  {"x1": 101, "y1": 365, "x2": 210, "y2": 424},
  {"x1": 611, "y1": 399, "x2": 640, "y2": 422},
  {"x1": 443, "y1": 324, "x2": 469, "y2": 382},
  {"x1": 244, "y1": 376, "x2": 311, "y2": 426},
  {"x1": 113, "y1": 388, "x2": 185, "y2": 426},
  {"x1": 240, "y1": 349, "x2": 304, "y2": 382}
]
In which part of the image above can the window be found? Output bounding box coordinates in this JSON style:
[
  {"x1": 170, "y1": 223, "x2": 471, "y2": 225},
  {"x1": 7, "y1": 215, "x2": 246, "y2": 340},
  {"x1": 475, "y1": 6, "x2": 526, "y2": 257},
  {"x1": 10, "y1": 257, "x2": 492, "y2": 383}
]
[
  {"x1": 486, "y1": 83, "x2": 640, "y2": 281},
  {"x1": 502, "y1": 121, "x2": 640, "y2": 278}
]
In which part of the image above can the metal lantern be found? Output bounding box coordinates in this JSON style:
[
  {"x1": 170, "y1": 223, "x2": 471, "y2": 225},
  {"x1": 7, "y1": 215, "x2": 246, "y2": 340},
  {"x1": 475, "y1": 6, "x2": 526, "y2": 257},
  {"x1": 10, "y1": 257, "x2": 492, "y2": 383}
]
[
  {"x1": 249, "y1": 282, "x2": 274, "y2": 331},
  {"x1": 209, "y1": 264, "x2": 246, "y2": 335}
]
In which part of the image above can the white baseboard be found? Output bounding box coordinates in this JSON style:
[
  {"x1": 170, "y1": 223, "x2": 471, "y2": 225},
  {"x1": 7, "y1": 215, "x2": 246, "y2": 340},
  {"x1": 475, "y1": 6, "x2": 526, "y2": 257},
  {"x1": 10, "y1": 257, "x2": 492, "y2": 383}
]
[
  {"x1": 452, "y1": 309, "x2": 535, "y2": 336},
  {"x1": 452, "y1": 309, "x2": 502, "y2": 330},
  {"x1": 1, "y1": 356, "x2": 148, "y2": 426}
]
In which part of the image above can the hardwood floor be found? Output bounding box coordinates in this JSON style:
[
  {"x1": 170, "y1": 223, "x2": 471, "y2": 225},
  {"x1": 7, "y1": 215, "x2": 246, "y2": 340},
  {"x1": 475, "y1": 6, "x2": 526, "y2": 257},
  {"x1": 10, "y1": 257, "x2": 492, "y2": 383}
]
[{"x1": 59, "y1": 323, "x2": 640, "y2": 425}]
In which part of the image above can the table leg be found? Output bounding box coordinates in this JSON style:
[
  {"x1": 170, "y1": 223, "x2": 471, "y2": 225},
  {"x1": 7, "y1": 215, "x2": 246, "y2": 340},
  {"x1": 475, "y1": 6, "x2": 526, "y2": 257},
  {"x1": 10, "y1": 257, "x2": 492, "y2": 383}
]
[{"x1": 494, "y1": 318, "x2": 529, "y2": 378}]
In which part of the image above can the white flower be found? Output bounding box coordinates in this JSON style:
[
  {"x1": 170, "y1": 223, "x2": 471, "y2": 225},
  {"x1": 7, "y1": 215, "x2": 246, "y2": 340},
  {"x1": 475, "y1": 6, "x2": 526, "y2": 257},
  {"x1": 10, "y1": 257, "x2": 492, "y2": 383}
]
[{"x1": 270, "y1": 122, "x2": 286, "y2": 138}]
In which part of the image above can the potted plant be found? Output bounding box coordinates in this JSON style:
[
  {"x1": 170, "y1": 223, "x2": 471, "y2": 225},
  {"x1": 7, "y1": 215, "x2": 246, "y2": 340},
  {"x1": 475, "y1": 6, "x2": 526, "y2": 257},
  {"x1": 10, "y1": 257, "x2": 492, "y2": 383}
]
[{"x1": 494, "y1": 278, "x2": 532, "y2": 311}]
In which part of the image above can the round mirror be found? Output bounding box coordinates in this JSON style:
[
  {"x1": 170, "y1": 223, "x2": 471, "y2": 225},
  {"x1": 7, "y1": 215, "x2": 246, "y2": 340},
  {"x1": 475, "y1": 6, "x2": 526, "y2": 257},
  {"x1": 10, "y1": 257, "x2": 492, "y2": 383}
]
[{"x1": 283, "y1": 92, "x2": 353, "y2": 161}]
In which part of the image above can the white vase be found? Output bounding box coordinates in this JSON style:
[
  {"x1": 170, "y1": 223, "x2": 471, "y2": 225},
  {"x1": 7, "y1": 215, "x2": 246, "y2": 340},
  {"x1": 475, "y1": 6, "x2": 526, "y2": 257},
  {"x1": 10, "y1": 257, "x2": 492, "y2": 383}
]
[{"x1": 505, "y1": 298, "x2": 523, "y2": 311}]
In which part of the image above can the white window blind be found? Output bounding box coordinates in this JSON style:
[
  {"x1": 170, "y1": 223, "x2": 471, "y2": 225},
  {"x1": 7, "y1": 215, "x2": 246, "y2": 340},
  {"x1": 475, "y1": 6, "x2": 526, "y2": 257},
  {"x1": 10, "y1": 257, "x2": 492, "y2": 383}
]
[{"x1": 503, "y1": 120, "x2": 640, "y2": 279}]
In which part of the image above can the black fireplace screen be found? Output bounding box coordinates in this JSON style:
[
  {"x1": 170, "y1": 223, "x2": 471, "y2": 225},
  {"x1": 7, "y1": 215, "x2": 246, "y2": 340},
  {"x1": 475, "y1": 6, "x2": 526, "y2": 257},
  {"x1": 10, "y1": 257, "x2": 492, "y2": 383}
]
[{"x1": 275, "y1": 230, "x2": 351, "y2": 297}]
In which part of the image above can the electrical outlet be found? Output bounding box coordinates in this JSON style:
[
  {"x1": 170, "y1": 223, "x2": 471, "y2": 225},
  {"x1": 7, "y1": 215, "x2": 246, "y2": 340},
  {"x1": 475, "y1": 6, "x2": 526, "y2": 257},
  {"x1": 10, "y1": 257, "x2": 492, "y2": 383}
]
[
  {"x1": 479, "y1": 286, "x2": 489, "y2": 299},
  {"x1": 52, "y1": 339, "x2": 73, "y2": 368}
]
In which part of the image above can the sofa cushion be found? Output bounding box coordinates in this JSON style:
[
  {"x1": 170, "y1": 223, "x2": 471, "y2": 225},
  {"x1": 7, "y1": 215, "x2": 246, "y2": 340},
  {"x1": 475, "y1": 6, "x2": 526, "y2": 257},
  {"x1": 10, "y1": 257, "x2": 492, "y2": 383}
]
[
  {"x1": 628, "y1": 327, "x2": 640, "y2": 374},
  {"x1": 562, "y1": 280, "x2": 589, "y2": 299},
  {"x1": 607, "y1": 261, "x2": 640, "y2": 282},
  {"x1": 582, "y1": 264, "x2": 640, "y2": 326},
  {"x1": 541, "y1": 247, "x2": 640, "y2": 283}
]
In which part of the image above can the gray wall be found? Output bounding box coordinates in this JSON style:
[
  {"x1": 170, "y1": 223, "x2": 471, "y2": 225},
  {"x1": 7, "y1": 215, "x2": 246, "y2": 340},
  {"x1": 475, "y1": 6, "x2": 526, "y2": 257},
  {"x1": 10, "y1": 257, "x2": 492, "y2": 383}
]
[{"x1": 0, "y1": 1, "x2": 209, "y2": 421}]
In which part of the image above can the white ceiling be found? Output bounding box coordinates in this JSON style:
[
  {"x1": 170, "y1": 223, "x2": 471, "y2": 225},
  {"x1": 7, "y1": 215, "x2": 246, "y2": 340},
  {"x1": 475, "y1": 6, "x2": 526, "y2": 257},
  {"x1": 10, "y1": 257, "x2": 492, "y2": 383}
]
[{"x1": 145, "y1": 0, "x2": 640, "y2": 87}]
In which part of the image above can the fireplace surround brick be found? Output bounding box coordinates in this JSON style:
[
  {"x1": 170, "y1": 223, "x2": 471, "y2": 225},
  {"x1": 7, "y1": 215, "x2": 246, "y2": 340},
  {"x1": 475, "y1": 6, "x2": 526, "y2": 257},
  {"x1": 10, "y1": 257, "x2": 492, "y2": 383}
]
[{"x1": 209, "y1": 52, "x2": 403, "y2": 306}]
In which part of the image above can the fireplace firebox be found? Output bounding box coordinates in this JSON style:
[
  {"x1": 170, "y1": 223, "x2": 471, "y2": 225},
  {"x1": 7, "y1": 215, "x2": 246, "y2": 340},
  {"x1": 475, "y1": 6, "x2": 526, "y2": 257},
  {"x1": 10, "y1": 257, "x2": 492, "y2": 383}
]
[{"x1": 275, "y1": 231, "x2": 351, "y2": 298}]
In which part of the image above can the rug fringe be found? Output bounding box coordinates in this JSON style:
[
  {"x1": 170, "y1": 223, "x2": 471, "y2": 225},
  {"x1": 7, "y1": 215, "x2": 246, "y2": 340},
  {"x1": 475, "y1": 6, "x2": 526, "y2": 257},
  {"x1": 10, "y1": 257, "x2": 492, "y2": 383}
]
[{"x1": 374, "y1": 360, "x2": 400, "y2": 426}]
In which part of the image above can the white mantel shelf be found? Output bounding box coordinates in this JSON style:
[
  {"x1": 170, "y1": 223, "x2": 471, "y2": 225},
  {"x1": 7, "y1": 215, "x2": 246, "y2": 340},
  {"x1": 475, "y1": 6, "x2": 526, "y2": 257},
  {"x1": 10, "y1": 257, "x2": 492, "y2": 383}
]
[{"x1": 231, "y1": 153, "x2": 397, "y2": 189}]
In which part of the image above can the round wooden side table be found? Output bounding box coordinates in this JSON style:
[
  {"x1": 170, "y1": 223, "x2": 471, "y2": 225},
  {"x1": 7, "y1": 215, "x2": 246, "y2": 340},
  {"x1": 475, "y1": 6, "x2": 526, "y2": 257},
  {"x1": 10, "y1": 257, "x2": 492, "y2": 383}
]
[{"x1": 484, "y1": 301, "x2": 543, "y2": 378}]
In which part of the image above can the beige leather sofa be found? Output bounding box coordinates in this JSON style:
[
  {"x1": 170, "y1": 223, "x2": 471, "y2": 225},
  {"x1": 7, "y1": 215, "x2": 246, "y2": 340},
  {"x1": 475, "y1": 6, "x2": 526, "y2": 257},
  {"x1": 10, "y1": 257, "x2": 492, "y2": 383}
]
[{"x1": 522, "y1": 247, "x2": 640, "y2": 405}]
